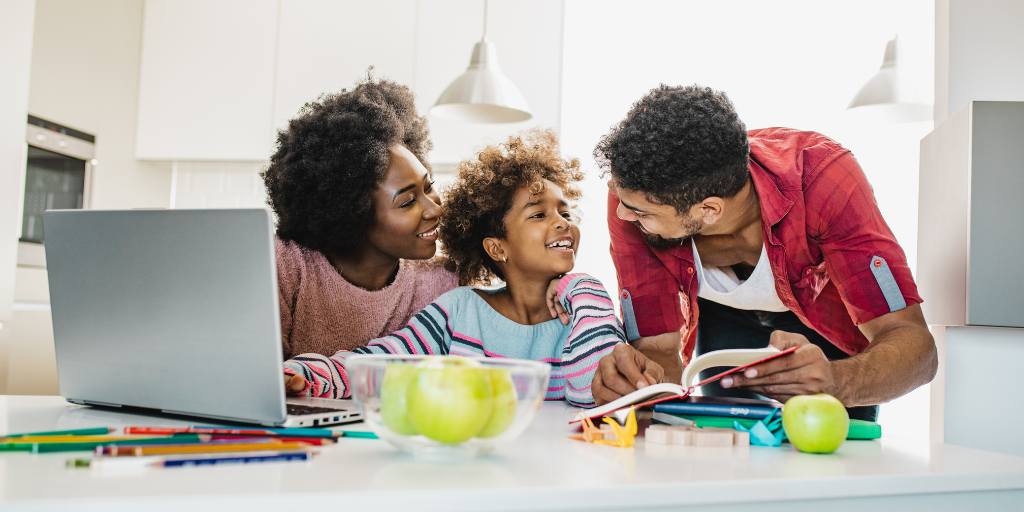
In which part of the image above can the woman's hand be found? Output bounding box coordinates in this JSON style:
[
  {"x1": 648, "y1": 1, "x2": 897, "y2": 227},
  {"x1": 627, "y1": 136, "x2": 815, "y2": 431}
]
[
  {"x1": 545, "y1": 277, "x2": 570, "y2": 325},
  {"x1": 284, "y1": 373, "x2": 308, "y2": 397}
]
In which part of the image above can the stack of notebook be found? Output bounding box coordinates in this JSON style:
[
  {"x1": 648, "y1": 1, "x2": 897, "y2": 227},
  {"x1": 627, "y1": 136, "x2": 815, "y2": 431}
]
[{"x1": 651, "y1": 396, "x2": 882, "y2": 440}]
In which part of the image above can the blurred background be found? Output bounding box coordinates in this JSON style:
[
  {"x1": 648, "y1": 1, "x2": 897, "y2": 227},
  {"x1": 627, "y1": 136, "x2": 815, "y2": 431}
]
[{"x1": 5, "y1": 0, "x2": 1017, "y2": 451}]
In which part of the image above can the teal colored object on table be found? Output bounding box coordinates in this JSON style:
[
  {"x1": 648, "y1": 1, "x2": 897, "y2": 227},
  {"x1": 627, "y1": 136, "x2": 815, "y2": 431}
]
[
  {"x1": 337, "y1": 430, "x2": 378, "y2": 439},
  {"x1": 1, "y1": 427, "x2": 111, "y2": 438},
  {"x1": 733, "y1": 408, "x2": 786, "y2": 447},
  {"x1": 1, "y1": 434, "x2": 205, "y2": 454}
]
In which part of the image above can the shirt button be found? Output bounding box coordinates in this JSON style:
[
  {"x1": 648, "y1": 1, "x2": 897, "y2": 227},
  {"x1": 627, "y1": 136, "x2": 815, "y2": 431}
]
[{"x1": 687, "y1": 267, "x2": 695, "y2": 275}]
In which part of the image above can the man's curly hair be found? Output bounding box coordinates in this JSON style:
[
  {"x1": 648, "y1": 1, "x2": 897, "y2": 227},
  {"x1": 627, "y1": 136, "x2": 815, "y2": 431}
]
[
  {"x1": 440, "y1": 130, "x2": 583, "y2": 286},
  {"x1": 594, "y1": 85, "x2": 749, "y2": 213},
  {"x1": 261, "y1": 76, "x2": 432, "y2": 255}
]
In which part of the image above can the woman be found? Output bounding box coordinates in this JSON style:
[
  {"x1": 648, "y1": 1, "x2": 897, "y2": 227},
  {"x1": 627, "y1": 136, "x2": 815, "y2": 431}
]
[{"x1": 262, "y1": 77, "x2": 457, "y2": 359}]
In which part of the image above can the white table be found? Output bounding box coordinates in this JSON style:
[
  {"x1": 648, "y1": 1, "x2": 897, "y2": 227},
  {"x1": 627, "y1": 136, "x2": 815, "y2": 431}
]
[{"x1": 2, "y1": 395, "x2": 1024, "y2": 511}]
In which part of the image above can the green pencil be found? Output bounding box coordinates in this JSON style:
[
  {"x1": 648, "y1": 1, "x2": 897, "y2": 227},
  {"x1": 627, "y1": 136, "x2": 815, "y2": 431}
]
[
  {"x1": 2, "y1": 427, "x2": 112, "y2": 439},
  {"x1": 0, "y1": 434, "x2": 205, "y2": 453}
]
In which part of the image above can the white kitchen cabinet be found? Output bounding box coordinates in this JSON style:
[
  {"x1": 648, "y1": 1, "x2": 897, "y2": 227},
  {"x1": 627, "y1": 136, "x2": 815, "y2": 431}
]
[
  {"x1": 272, "y1": 0, "x2": 417, "y2": 132},
  {"x1": 135, "y1": 0, "x2": 279, "y2": 161}
]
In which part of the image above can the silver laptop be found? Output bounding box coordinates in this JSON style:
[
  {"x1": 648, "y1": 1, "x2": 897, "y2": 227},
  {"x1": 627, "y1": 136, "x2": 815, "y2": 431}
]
[{"x1": 43, "y1": 208, "x2": 361, "y2": 427}]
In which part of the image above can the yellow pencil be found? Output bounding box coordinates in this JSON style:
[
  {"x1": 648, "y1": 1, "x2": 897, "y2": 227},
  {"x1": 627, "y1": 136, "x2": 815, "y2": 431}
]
[{"x1": 101, "y1": 441, "x2": 306, "y2": 457}]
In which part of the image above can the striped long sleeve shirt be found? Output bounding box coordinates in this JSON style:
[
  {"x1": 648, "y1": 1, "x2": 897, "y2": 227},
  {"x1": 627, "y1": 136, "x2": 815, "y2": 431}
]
[{"x1": 282, "y1": 273, "x2": 624, "y2": 407}]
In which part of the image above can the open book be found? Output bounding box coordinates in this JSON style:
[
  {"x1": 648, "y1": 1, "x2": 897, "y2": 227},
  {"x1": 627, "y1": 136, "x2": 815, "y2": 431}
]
[{"x1": 571, "y1": 345, "x2": 797, "y2": 423}]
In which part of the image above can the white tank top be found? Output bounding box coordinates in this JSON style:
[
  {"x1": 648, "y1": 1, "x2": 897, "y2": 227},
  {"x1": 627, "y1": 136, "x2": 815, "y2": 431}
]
[{"x1": 691, "y1": 238, "x2": 789, "y2": 312}]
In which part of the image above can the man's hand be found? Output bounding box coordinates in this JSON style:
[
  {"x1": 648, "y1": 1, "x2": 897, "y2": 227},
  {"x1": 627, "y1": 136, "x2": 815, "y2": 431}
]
[
  {"x1": 284, "y1": 373, "x2": 308, "y2": 397},
  {"x1": 722, "y1": 330, "x2": 836, "y2": 403},
  {"x1": 592, "y1": 344, "x2": 666, "y2": 405}
]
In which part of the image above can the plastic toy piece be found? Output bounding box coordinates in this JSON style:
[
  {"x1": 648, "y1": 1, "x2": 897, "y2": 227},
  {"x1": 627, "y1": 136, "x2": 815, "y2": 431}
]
[{"x1": 570, "y1": 407, "x2": 637, "y2": 448}]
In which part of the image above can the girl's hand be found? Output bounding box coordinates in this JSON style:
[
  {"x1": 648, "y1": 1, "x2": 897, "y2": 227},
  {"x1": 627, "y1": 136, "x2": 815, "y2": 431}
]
[
  {"x1": 284, "y1": 373, "x2": 308, "y2": 396},
  {"x1": 545, "y1": 277, "x2": 569, "y2": 325}
]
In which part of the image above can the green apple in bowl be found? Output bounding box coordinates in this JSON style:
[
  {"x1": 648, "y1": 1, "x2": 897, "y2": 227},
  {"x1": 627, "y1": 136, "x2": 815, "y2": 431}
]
[
  {"x1": 782, "y1": 393, "x2": 849, "y2": 454},
  {"x1": 407, "y1": 357, "x2": 495, "y2": 445},
  {"x1": 477, "y1": 368, "x2": 517, "y2": 438},
  {"x1": 380, "y1": 363, "x2": 420, "y2": 436}
]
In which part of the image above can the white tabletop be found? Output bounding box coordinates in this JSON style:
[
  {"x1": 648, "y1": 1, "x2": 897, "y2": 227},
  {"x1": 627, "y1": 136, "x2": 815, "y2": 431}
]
[{"x1": 2, "y1": 395, "x2": 1024, "y2": 511}]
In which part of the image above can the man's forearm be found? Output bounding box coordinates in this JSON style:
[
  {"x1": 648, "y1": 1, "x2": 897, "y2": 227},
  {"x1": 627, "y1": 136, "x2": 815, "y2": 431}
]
[
  {"x1": 632, "y1": 331, "x2": 684, "y2": 385},
  {"x1": 831, "y1": 324, "x2": 937, "y2": 406}
]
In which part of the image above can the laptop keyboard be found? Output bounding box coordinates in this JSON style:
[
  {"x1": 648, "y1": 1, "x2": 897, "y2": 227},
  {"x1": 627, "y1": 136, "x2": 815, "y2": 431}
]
[{"x1": 287, "y1": 403, "x2": 348, "y2": 415}]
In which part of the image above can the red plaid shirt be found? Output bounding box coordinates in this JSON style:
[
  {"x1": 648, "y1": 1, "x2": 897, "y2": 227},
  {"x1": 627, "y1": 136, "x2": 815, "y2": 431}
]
[{"x1": 608, "y1": 128, "x2": 922, "y2": 358}]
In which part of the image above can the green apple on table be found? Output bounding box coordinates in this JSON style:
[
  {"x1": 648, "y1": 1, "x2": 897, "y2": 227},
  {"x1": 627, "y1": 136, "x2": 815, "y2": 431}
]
[{"x1": 782, "y1": 393, "x2": 849, "y2": 454}]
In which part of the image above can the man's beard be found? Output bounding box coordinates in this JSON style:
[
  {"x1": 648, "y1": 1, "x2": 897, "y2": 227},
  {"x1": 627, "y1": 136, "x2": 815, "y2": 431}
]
[{"x1": 634, "y1": 216, "x2": 703, "y2": 249}]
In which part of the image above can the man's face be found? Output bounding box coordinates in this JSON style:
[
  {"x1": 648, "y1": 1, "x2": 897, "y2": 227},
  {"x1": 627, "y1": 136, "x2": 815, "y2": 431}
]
[{"x1": 613, "y1": 183, "x2": 703, "y2": 247}]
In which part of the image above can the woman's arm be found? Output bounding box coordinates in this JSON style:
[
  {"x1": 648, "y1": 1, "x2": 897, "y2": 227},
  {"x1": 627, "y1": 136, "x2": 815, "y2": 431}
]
[{"x1": 283, "y1": 300, "x2": 455, "y2": 398}]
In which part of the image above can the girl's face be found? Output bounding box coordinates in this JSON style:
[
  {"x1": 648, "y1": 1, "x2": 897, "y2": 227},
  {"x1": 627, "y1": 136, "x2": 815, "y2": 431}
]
[
  {"x1": 367, "y1": 145, "x2": 442, "y2": 261},
  {"x1": 492, "y1": 180, "x2": 580, "y2": 280}
]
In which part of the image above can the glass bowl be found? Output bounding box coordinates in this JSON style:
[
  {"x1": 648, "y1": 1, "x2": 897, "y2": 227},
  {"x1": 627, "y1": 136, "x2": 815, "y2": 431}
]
[{"x1": 345, "y1": 354, "x2": 551, "y2": 458}]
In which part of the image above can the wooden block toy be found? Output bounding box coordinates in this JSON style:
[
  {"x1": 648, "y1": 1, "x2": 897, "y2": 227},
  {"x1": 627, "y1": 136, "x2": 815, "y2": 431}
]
[
  {"x1": 732, "y1": 429, "x2": 750, "y2": 446},
  {"x1": 644, "y1": 424, "x2": 747, "y2": 447},
  {"x1": 644, "y1": 425, "x2": 673, "y2": 444},
  {"x1": 692, "y1": 427, "x2": 734, "y2": 447},
  {"x1": 669, "y1": 426, "x2": 695, "y2": 446}
]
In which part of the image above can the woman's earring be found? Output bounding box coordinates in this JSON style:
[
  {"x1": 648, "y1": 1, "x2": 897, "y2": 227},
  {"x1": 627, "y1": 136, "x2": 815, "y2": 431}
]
[{"x1": 502, "y1": 256, "x2": 508, "y2": 263}]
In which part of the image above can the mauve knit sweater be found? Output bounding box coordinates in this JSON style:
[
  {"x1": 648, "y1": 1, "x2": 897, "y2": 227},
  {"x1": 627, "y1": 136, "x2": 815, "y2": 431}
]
[{"x1": 275, "y1": 239, "x2": 458, "y2": 359}]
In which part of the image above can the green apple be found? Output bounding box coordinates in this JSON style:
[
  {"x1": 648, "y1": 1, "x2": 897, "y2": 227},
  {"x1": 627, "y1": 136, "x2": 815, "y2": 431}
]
[
  {"x1": 782, "y1": 393, "x2": 849, "y2": 454},
  {"x1": 380, "y1": 363, "x2": 420, "y2": 436},
  {"x1": 477, "y1": 368, "x2": 517, "y2": 438},
  {"x1": 407, "y1": 357, "x2": 495, "y2": 445}
]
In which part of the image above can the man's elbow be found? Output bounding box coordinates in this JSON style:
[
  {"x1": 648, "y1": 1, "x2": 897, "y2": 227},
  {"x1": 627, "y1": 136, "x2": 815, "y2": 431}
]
[{"x1": 921, "y1": 328, "x2": 939, "y2": 384}]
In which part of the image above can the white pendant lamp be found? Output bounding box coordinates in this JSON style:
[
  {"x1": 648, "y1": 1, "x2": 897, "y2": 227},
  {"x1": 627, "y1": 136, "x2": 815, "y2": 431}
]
[
  {"x1": 431, "y1": 0, "x2": 532, "y2": 123},
  {"x1": 848, "y1": 37, "x2": 930, "y2": 121}
]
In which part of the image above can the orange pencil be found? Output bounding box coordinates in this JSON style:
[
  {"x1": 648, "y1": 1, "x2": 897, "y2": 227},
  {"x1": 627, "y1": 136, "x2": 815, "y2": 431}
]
[{"x1": 100, "y1": 441, "x2": 307, "y2": 457}]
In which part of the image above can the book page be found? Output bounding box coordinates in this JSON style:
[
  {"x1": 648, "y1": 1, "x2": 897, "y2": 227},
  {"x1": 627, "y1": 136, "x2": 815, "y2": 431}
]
[
  {"x1": 681, "y1": 346, "x2": 782, "y2": 387},
  {"x1": 571, "y1": 382, "x2": 686, "y2": 422}
]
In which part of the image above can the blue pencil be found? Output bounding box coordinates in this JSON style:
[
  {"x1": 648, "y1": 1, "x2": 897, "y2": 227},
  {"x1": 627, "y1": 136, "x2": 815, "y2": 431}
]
[{"x1": 69, "y1": 450, "x2": 313, "y2": 470}]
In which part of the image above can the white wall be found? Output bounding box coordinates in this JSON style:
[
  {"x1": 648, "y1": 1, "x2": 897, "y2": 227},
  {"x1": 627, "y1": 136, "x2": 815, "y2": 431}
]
[
  {"x1": 136, "y1": 0, "x2": 279, "y2": 161},
  {"x1": 935, "y1": 0, "x2": 1024, "y2": 123},
  {"x1": 3, "y1": 0, "x2": 173, "y2": 394},
  {"x1": 559, "y1": 0, "x2": 934, "y2": 444},
  {"x1": 0, "y1": 0, "x2": 37, "y2": 392}
]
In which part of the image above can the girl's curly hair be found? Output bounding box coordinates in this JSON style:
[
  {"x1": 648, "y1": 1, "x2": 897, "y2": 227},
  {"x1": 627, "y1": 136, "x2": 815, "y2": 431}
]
[
  {"x1": 440, "y1": 130, "x2": 583, "y2": 286},
  {"x1": 261, "y1": 76, "x2": 432, "y2": 255}
]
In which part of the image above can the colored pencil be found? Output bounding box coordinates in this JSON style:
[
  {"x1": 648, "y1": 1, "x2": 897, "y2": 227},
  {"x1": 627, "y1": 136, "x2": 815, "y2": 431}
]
[
  {"x1": 336, "y1": 430, "x2": 378, "y2": 439},
  {"x1": 202, "y1": 435, "x2": 335, "y2": 446},
  {"x1": 100, "y1": 440, "x2": 308, "y2": 457},
  {"x1": 124, "y1": 425, "x2": 341, "y2": 439},
  {"x1": 1, "y1": 435, "x2": 177, "y2": 444},
  {"x1": 0, "y1": 434, "x2": 205, "y2": 454},
  {"x1": 1, "y1": 427, "x2": 111, "y2": 438},
  {"x1": 68, "y1": 450, "x2": 313, "y2": 470}
]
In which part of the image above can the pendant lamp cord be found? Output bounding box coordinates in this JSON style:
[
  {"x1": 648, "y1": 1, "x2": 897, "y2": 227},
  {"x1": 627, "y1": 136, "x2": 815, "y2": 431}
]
[{"x1": 482, "y1": 0, "x2": 489, "y2": 40}]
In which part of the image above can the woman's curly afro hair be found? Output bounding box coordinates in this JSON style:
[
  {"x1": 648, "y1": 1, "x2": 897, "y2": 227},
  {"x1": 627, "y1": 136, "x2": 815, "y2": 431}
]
[
  {"x1": 440, "y1": 130, "x2": 583, "y2": 286},
  {"x1": 594, "y1": 84, "x2": 749, "y2": 213},
  {"x1": 261, "y1": 76, "x2": 432, "y2": 255}
]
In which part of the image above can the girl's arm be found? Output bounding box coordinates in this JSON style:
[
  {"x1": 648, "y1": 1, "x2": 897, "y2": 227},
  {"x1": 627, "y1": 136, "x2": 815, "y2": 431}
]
[
  {"x1": 555, "y1": 274, "x2": 626, "y2": 408},
  {"x1": 283, "y1": 301, "x2": 455, "y2": 399}
]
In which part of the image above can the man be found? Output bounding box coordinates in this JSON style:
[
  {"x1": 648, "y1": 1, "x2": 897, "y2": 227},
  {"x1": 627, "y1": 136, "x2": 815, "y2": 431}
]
[{"x1": 591, "y1": 85, "x2": 937, "y2": 420}]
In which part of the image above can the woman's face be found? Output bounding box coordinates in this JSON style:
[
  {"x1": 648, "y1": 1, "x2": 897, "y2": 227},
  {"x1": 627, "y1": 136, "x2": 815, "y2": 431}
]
[
  {"x1": 366, "y1": 145, "x2": 442, "y2": 261},
  {"x1": 497, "y1": 179, "x2": 580, "y2": 280}
]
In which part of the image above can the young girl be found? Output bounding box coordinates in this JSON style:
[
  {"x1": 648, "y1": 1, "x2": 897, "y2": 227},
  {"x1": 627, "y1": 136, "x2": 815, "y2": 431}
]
[
  {"x1": 263, "y1": 77, "x2": 458, "y2": 359},
  {"x1": 283, "y1": 131, "x2": 624, "y2": 407}
]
